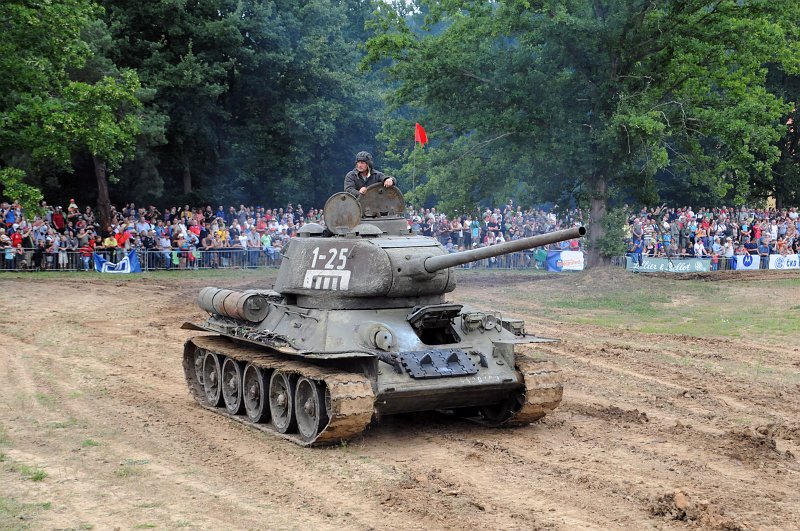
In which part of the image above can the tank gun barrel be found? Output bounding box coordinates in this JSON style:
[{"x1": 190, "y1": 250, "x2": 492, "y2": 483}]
[{"x1": 423, "y1": 226, "x2": 586, "y2": 273}]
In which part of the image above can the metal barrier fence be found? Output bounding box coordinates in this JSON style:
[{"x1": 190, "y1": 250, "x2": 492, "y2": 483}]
[
  {"x1": 454, "y1": 250, "x2": 542, "y2": 269},
  {"x1": 0, "y1": 248, "x2": 283, "y2": 272},
  {"x1": 0, "y1": 247, "x2": 554, "y2": 272}
]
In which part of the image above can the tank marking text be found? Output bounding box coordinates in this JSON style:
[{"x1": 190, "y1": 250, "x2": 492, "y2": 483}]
[
  {"x1": 303, "y1": 269, "x2": 351, "y2": 290},
  {"x1": 311, "y1": 246, "x2": 349, "y2": 270}
]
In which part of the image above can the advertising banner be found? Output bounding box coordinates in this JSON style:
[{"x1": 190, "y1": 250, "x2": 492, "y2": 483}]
[
  {"x1": 768, "y1": 254, "x2": 800, "y2": 270},
  {"x1": 94, "y1": 250, "x2": 143, "y2": 273},
  {"x1": 625, "y1": 256, "x2": 711, "y2": 273},
  {"x1": 732, "y1": 254, "x2": 760, "y2": 270},
  {"x1": 546, "y1": 250, "x2": 585, "y2": 271}
]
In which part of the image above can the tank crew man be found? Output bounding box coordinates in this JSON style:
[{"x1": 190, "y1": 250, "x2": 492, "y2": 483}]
[{"x1": 344, "y1": 151, "x2": 396, "y2": 196}]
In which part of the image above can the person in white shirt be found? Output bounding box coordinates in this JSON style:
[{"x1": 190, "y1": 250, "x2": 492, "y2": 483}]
[{"x1": 694, "y1": 238, "x2": 707, "y2": 257}]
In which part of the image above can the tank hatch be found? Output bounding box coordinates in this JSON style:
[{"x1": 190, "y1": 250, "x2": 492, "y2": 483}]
[
  {"x1": 359, "y1": 184, "x2": 404, "y2": 218},
  {"x1": 351, "y1": 223, "x2": 382, "y2": 236},
  {"x1": 298, "y1": 223, "x2": 325, "y2": 237},
  {"x1": 324, "y1": 193, "x2": 361, "y2": 235}
]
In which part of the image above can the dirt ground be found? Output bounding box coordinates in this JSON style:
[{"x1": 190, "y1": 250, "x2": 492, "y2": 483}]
[{"x1": 1, "y1": 269, "x2": 799, "y2": 530}]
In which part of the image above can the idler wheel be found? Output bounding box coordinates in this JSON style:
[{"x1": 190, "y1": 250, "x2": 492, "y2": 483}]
[
  {"x1": 269, "y1": 371, "x2": 297, "y2": 434},
  {"x1": 324, "y1": 386, "x2": 333, "y2": 420},
  {"x1": 202, "y1": 352, "x2": 224, "y2": 407},
  {"x1": 193, "y1": 349, "x2": 205, "y2": 385},
  {"x1": 295, "y1": 377, "x2": 329, "y2": 442},
  {"x1": 221, "y1": 357, "x2": 243, "y2": 415},
  {"x1": 242, "y1": 364, "x2": 269, "y2": 423},
  {"x1": 479, "y1": 392, "x2": 525, "y2": 426}
]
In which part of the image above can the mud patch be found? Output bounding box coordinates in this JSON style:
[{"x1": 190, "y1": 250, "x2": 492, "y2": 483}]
[
  {"x1": 719, "y1": 427, "x2": 795, "y2": 464},
  {"x1": 573, "y1": 404, "x2": 649, "y2": 424},
  {"x1": 755, "y1": 423, "x2": 800, "y2": 442},
  {"x1": 374, "y1": 468, "x2": 492, "y2": 523},
  {"x1": 650, "y1": 490, "x2": 751, "y2": 530}
]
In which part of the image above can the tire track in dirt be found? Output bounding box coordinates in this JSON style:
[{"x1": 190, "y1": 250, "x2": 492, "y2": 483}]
[
  {"x1": 1, "y1": 283, "x2": 469, "y2": 530},
  {"x1": 3, "y1": 274, "x2": 800, "y2": 530}
]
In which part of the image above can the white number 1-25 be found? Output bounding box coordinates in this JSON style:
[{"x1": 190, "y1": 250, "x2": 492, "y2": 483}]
[{"x1": 312, "y1": 247, "x2": 348, "y2": 270}]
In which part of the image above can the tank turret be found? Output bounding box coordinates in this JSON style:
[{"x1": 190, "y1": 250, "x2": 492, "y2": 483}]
[
  {"x1": 273, "y1": 185, "x2": 584, "y2": 308},
  {"x1": 182, "y1": 184, "x2": 585, "y2": 446}
]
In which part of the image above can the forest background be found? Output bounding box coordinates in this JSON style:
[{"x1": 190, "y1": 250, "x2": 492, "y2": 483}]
[{"x1": 2, "y1": 0, "x2": 800, "y2": 263}]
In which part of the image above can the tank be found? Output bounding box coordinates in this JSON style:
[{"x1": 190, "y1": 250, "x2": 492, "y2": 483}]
[{"x1": 182, "y1": 184, "x2": 586, "y2": 446}]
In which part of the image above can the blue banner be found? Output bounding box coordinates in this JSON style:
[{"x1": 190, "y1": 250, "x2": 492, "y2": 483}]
[
  {"x1": 93, "y1": 250, "x2": 142, "y2": 273},
  {"x1": 545, "y1": 251, "x2": 563, "y2": 271}
]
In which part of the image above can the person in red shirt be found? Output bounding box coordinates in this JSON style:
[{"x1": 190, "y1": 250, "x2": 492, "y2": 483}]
[
  {"x1": 114, "y1": 229, "x2": 131, "y2": 261},
  {"x1": 52, "y1": 206, "x2": 66, "y2": 233},
  {"x1": 188, "y1": 219, "x2": 202, "y2": 237},
  {"x1": 79, "y1": 238, "x2": 95, "y2": 271},
  {"x1": 10, "y1": 230, "x2": 22, "y2": 249},
  {"x1": 255, "y1": 216, "x2": 267, "y2": 236}
]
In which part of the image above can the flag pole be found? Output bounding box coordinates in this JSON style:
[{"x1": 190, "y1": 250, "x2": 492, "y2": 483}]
[{"x1": 412, "y1": 122, "x2": 426, "y2": 193}]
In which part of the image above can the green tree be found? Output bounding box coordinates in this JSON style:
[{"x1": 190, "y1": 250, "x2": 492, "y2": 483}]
[
  {"x1": 223, "y1": 0, "x2": 383, "y2": 207},
  {"x1": 6, "y1": 73, "x2": 142, "y2": 228},
  {"x1": 1, "y1": 0, "x2": 144, "y2": 225},
  {"x1": 368, "y1": 1, "x2": 800, "y2": 264},
  {"x1": 101, "y1": 0, "x2": 242, "y2": 198},
  {"x1": 766, "y1": 70, "x2": 800, "y2": 208},
  {"x1": 0, "y1": 0, "x2": 100, "y2": 213},
  {"x1": 100, "y1": 0, "x2": 383, "y2": 207}
]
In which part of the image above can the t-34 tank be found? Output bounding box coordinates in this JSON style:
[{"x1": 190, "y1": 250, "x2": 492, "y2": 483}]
[{"x1": 182, "y1": 184, "x2": 586, "y2": 446}]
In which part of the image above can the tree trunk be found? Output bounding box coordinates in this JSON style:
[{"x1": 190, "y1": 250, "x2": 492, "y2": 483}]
[
  {"x1": 182, "y1": 163, "x2": 192, "y2": 195},
  {"x1": 587, "y1": 174, "x2": 608, "y2": 267},
  {"x1": 93, "y1": 154, "x2": 112, "y2": 231},
  {"x1": 313, "y1": 144, "x2": 323, "y2": 207}
]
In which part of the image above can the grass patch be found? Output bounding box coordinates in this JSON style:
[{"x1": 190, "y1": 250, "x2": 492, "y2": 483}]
[
  {"x1": 6, "y1": 461, "x2": 48, "y2": 482},
  {"x1": 114, "y1": 466, "x2": 141, "y2": 478},
  {"x1": 484, "y1": 272, "x2": 800, "y2": 343},
  {"x1": 134, "y1": 524, "x2": 157, "y2": 529},
  {"x1": 81, "y1": 439, "x2": 100, "y2": 448},
  {"x1": 0, "y1": 496, "x2": 52, "y2": 527},
  {"x1": 135, "y1": 502, "x2": 163, "y2": 509},
  {"x1": 114, "y1": 461, "x2": 148, "y2": 478},
  {"x1": 34, "y1": 392, "x2": 57, "y2": 408},
  {"x1": 46, "y1": 417, "x2": 79, "y2": 430},
  {"x1": 0, "y1": 424, "x2": 9, "y2": 446}
]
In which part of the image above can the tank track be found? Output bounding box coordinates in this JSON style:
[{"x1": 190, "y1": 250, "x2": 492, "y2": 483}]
[
  {"x1": 506, "y1": 353, "x2": 564, "y2": 425},
  {"x1": 462, "y1": 352, "x2": 563, "y2": 427},
  {"x1": 183, "y1": 335, "x2": 375, "y2": 447}
]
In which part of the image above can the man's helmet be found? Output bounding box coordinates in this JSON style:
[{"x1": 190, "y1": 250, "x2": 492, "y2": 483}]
[{"x1": 355, "y1": 151, "x2": 373, "y2": 169}]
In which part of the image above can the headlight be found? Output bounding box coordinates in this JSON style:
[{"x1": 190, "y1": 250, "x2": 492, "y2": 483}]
[{"x1": 373, "y1": 327, "x2": 395, "y2": 351}]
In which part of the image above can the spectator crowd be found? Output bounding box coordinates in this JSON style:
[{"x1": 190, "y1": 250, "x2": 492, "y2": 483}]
[
  {"x1": 0, "y1": 199, "x2": 323, "y2": 271},
  {"x1": 625, "y1": 205, "x2": 800, "y2": 269},
  {"x1": 6, "y1": 194, "x2": 797, "y2": 273},
  {"x1": 0, "y1": 197, "x2": 586, "y2": 272}
]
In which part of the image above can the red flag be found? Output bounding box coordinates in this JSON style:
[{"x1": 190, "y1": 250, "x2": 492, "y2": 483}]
[{"x1": 414, "y1": 123, "x2": 428, "y2": 146}]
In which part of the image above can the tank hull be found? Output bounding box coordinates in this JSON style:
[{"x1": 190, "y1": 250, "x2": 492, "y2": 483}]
[{"x1": 182, "y1": 299, "x2": 563, "y2": 446}]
